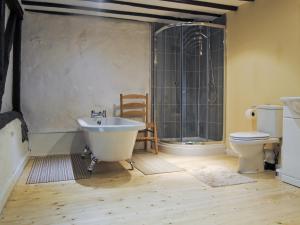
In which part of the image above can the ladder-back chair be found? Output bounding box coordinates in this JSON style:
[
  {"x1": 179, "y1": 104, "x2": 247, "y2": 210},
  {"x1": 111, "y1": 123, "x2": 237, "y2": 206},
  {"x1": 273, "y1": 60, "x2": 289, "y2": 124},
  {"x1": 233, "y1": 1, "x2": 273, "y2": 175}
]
[{"x1": 120, "y1": 93, "x2": 158, "y2": 154}]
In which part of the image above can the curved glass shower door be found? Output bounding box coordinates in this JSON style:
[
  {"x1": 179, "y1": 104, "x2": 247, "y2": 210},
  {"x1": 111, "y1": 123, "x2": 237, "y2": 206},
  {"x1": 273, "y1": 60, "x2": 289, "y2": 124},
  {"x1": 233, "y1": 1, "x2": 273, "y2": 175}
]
[{"x1": 152, "y1": 23, "x2": 225, "y2": 144}]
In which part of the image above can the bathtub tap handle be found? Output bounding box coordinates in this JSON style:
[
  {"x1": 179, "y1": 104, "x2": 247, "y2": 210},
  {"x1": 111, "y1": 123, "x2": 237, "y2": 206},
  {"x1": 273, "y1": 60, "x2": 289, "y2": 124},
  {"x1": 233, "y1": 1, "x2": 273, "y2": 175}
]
[{"x1": 91, "y1": 109, "x2": 106, "y2": 118}]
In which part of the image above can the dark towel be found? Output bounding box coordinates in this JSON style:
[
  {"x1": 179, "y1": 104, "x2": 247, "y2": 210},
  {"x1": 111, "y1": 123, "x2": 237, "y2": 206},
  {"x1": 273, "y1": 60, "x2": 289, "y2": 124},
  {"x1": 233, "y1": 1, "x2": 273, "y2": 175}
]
[{"x1": 0, "y1": 111, "x2": 28, "y2": 142}]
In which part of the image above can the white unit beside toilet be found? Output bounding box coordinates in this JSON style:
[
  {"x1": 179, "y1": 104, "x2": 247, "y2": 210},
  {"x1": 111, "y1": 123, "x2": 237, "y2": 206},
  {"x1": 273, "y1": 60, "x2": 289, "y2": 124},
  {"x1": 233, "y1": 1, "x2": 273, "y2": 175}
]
[
  {"x1": 230, "y1": 105, "x2": 283, "y2": 173},
  {"x1": 280, "y1": 97, "x2": 300, "y2": 187}
]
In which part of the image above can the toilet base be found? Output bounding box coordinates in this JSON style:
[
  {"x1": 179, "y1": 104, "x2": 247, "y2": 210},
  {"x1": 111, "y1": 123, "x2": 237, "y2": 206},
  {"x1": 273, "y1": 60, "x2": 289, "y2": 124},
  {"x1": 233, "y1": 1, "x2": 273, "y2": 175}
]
[{"x1": 238, "y1": 151, "x2": 264, "y2": 174}]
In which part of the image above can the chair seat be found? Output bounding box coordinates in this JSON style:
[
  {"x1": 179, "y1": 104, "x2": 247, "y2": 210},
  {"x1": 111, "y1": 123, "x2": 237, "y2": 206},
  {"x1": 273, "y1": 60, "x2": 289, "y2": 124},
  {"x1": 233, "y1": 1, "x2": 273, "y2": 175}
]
[
  {"x1": 139, "y1": 127, "x2": 155, "y2": 133},
  {"x1": 136, "y1": 137, "x2": 156, "y2": 141}
]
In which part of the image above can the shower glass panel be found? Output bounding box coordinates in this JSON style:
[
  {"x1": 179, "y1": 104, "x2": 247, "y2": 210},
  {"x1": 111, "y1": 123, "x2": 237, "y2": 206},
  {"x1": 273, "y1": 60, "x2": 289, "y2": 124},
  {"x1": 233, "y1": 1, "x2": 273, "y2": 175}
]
[{"x1": 152, "y1": 23, "x2": 225, "y2": 144}]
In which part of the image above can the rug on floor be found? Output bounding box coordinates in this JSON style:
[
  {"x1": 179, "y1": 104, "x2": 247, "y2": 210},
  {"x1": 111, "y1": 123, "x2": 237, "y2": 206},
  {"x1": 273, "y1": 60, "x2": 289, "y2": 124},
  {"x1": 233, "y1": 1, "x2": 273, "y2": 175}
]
[
  {"x1": 189, "y1": 165, "x2": 256, "y2": 187},
  {"x1": 131, "y1": 153, "x2": 184, "y2": 175},
  {"x1": 26, "y1": 154, "x2": 90, "y2": 184}
]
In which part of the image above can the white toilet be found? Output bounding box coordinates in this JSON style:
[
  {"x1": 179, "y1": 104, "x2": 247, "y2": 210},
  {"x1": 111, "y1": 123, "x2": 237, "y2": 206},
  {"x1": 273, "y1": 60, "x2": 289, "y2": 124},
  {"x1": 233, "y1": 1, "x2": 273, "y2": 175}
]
[{"x1": 230, "y1": 105, "x2": 283, "y2": 173}]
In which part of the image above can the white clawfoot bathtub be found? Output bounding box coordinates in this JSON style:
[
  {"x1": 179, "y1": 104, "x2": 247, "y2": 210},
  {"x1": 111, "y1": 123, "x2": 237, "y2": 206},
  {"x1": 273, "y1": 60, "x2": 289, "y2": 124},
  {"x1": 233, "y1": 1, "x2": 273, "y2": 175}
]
[{"x1": 77, "y1": 117, "x2": 145, "y2": 171}]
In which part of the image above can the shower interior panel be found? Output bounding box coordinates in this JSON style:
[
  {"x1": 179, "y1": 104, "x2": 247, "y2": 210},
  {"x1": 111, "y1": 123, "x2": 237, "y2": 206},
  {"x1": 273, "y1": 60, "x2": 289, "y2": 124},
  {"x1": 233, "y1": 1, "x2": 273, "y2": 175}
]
[{"x1": 152, "y1": 23, "x2": 224, "y2": 143}]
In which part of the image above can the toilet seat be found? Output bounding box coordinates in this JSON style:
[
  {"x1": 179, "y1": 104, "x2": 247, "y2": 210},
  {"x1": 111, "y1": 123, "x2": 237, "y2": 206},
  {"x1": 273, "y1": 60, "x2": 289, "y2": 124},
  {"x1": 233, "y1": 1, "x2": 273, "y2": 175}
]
[
  {"x1": 230, "y1": 132, "x2": 270, "y2": 141},
  {"x1": 230, "y1": 132, "x2": 279, "y2": 145}
]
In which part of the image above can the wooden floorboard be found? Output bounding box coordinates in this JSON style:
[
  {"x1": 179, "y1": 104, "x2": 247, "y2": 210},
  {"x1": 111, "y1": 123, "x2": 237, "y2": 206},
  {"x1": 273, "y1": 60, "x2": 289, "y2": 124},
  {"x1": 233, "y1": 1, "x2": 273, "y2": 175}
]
[{"x1": 1, "y1": 153, "x2": 300, "y2": 225}]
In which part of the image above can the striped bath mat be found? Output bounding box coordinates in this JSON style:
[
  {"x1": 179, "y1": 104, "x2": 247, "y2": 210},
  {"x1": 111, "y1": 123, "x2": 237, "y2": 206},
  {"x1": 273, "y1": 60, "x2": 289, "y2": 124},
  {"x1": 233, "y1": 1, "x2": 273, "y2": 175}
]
[{"x1": 27, "y1": 154, "x2": 90, "y2": 184}]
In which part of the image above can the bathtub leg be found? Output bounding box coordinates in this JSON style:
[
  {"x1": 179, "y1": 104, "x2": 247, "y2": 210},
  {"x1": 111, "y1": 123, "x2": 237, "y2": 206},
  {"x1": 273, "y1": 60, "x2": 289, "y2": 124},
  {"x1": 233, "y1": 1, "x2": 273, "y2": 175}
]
[
  {"x1": 81, "y1": 145, "x2": 90, "y2": 159},
  {"x1": 88, "y1": 154, "x2": 98, "y2": 173},
  {"x1": 128, "y1": 160, "x2": 134, "y2": 170}
]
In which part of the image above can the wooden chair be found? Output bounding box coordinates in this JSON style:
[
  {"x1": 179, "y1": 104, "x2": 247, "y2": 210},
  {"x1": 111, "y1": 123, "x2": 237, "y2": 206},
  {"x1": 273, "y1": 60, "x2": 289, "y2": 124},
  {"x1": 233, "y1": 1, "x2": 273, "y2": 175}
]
[{"x1": 120, "y1": 93, "x2": 159, "y2": 154}]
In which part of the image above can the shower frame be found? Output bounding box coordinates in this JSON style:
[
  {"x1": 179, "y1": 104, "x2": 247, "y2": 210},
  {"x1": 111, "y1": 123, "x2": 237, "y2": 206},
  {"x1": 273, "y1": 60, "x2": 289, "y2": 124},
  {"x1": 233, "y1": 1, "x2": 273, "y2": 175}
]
[{"x1": 151, "y1": 21, "x2": 227, "y2": 145}]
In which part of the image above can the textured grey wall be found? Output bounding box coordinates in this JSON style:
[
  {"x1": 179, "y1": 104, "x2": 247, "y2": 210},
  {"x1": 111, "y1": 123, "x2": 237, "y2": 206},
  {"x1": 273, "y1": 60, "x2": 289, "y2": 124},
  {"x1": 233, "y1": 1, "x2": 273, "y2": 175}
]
[{"x1": 21, "y1": 13, "x2": 151, "y2": 132}]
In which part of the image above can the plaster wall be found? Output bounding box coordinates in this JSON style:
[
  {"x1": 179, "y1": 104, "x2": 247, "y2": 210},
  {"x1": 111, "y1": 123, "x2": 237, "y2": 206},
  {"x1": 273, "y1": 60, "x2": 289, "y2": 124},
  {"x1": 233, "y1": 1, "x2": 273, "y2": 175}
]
[
  {"x1": 21, "y1": 13, "x2": 151, "y2": 133},
  {"x1": 21, "y1": 13, "x2": 150, "y2": 155}
]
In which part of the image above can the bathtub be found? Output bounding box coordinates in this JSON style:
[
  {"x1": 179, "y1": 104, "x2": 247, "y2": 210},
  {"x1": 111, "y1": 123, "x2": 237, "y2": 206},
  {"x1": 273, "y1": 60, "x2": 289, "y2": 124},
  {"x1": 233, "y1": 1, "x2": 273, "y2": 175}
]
[{"x1": 77, "y1": 117, "x2": 145, "y2": 170}]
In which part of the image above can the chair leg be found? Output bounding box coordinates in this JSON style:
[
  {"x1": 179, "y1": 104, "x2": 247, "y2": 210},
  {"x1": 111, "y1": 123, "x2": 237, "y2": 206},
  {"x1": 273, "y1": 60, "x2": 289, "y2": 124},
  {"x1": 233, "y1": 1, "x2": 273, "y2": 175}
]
[
  {"x1": 153, "y1": 124, "x2": 159, "y2": 154},
  {"x1": 144, "y1": 130, "x2": 148, "y2": 151}
]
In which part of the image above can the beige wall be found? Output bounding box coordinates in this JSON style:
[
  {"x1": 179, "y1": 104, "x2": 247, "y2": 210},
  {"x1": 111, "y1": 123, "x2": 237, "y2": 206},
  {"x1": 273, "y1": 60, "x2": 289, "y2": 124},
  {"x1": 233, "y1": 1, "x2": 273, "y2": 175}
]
[{"x1": 226, "y1": 0, "x2": 300, "y2": 145}]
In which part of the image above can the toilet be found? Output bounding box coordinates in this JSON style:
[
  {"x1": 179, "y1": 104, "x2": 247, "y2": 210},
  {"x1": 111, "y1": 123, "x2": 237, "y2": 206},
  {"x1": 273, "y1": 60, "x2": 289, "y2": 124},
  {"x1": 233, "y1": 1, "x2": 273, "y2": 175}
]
[{"x1": 230, "y1": 105, "x2": 283, "y2": 173}]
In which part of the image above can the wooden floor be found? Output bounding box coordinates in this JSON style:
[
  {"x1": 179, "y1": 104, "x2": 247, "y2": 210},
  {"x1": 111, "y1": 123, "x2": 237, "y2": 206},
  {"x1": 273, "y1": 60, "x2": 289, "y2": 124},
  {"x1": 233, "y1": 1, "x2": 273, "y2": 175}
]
[{"x1": 1, "y1": 153, "x2": 300, "y2": 225}]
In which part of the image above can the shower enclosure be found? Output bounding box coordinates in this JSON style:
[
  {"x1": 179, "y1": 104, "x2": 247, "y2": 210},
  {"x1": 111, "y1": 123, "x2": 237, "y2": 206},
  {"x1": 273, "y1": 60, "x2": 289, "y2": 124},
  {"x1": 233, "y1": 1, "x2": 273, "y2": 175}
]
[{"x1": 152, "y1": 22, "x2": 225, "y2": 145}]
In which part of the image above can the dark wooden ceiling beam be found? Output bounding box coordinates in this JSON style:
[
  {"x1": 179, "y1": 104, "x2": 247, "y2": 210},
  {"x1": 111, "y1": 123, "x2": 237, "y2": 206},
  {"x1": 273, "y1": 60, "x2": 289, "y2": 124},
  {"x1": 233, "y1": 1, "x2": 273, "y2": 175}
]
[
  {"x1": 21, "y1": 0, "x2": 256, "y2": 24},
  {"x1": 13, "y1": 18, "x2": 22, "y2": 112},
  {"x1": 160, "y1": 0, "x2": 238, "y2": 11},
  {"x1": 3, "y1": 13, "x2": 17, "y2": 85},
  {"x1": 0, "y1": 12, "x2": 17, "y2": 109},
  {"x1": 81, "y1": 0, "x2": 220, "y2": 17},
  {"x1": 0, "y1": 0, "x2": 5, "y2": 92},
  {"x1": 22, "y1": 1, "x2": 197, "y2": 22},
  {"x1": 5, "y1": 0, "x2": 24, "y2": 19}
]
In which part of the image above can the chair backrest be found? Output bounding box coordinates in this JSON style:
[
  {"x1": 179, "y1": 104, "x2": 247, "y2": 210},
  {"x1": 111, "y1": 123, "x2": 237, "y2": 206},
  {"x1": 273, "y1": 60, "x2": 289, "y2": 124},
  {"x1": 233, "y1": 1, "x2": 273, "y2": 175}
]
[{"x1": 120, "y1": 93, "x2": 149, "y2": 123}]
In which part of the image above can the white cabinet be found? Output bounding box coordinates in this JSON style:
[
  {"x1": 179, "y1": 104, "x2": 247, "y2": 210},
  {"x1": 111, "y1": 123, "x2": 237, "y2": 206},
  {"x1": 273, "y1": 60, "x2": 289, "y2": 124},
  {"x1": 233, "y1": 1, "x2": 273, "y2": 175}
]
[{"x1": 280, "y1": 103, "x2": 300, "y2": 187}]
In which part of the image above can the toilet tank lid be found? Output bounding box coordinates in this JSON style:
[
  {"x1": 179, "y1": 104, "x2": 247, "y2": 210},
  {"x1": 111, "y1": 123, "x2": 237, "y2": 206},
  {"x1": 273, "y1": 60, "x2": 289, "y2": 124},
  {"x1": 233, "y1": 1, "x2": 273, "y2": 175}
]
[{"x1": 256, "y1": 105, "x2": 283, "y2": 110}]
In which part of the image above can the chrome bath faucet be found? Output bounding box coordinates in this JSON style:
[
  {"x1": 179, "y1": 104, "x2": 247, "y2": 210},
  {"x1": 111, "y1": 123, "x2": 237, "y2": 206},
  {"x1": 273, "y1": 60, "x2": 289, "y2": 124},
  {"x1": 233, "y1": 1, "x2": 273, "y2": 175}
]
[{"x1": 91, "y1": 110, "x2": 107, "y2": 118}]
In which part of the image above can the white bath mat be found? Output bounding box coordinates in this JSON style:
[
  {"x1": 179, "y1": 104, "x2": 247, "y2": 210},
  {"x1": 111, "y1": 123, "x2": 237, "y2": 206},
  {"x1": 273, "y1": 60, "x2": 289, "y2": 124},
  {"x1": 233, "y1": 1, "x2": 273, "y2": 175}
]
[
  {"x1": 189, "y1": 165, "x2": 256, "y2": 187},
  {"x1": 131, "y1": 153, "x2": 184, "y2": 175},
  {"x1": 27, "y1": 154, "x2": 90, "y2": 184}
]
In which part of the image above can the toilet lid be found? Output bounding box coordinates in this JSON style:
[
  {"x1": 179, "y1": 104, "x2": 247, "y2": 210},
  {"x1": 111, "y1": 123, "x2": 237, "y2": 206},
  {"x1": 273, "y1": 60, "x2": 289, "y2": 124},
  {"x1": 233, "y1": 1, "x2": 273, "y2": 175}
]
[{"x1": 230, "y1": 132, "x2": 270, "y2": 141}]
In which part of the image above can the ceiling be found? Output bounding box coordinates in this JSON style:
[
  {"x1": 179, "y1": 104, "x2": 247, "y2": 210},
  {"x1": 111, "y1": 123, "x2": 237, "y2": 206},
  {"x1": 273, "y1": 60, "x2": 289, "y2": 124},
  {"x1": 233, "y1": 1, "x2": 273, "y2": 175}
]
[{"x1": 21, "y1": 0, "x2": 254, "y2": 24}]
